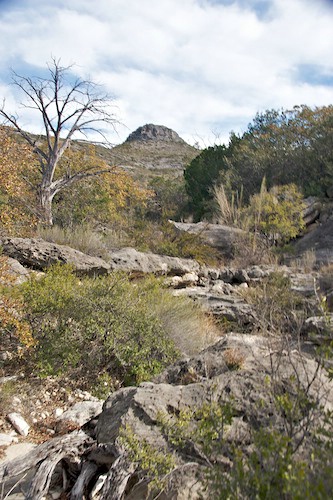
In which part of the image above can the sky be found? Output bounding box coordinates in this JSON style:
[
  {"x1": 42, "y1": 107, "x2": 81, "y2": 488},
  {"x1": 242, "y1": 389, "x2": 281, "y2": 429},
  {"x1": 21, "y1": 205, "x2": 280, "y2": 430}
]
[{"x1": 0, "y1": 0, "x2": 333, "y2": 146}]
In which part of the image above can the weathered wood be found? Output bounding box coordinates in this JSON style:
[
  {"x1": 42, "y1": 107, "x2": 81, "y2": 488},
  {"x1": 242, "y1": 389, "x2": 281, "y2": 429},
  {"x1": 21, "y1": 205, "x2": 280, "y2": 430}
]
[
  {"x1": 26, "y1": 450, "x2": 64, "y2": 500},
  {"x1": 70, "y1": 461, "x2": 99, "y2": 500},
  {"x1": 100, "y1": 454, "x2": 136, "y2": 500},
  {"x1": 0, "y1": 430, "x2": 92, "y2": 498},
  {"x1": 86, "y1": 442, "x2": 120, "y2": 465}
]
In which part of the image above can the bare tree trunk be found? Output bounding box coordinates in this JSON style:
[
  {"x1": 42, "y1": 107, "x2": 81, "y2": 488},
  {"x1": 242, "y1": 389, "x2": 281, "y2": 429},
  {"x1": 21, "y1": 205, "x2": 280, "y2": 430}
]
[{"x1": 39, "y1": 184, "x2": 54, "y2": 226}]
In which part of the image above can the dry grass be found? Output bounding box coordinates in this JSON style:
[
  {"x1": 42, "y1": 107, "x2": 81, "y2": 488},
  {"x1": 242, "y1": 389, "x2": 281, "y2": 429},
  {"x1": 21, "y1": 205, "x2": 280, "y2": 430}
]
[
  {"x1": 152, "y1": 292, "x2": 221, "y2": 356},
  {"x1": 214, "y1": 184, "x2": 244, "y2": 227},
  {"x1": 231, "y1": 232, "x2": 278, "y2": 268},
  {"x1": 290, "y1": 249, "x2": 317, "y2": 272},
  {"x1": 223, "y1": 348, "x2": 245, "y2": 370},
  {"x1": 37, "y1": 224, "x2": 127, "y2": 259}
]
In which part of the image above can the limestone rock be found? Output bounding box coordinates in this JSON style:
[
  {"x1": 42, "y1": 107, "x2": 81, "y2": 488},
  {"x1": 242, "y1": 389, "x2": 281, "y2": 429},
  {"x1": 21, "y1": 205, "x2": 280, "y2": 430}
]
[
  {"x1": 173, "y1": 285, "x2": 257, "y2": 326},
  {"x1": 170, "y1": 221, "x2": 245, "y2": 257},
  {"x1": 0, "y1": 434, "x2": 15, "y2": 447},
  {"x1": 0, "y1": 238, "x2": 110, "y2": 275},
  {"x1": 289, "y1": 272, "x2": 317, "y2": 297},
  {"x1": 1, "y1": 334, "x2": 332, "y2": 499},
  {"x1": 108, "y1": 247, "x2": 201, "y2": 276},
  {"x1": 0, "y1": 257, "x2": 30, "y2": 285},
  {"x1": 302, "y1": 197, "x2": 321, "y2": 226},
  {"x1": 56, "y1": 400, "x2": 103, "y2": 430},
  {"x1": 95, "y1": 333, "x2": 332, "y2": 498},
  {"x1": 291, "y1": 219, "x2": 333, "y2": 267},
  {"x1": 7, "y1": 413, "x2": 30, "y2": 436},
  {"x1": 302, "y1": 315, "x2": 333, "y2": 338}
]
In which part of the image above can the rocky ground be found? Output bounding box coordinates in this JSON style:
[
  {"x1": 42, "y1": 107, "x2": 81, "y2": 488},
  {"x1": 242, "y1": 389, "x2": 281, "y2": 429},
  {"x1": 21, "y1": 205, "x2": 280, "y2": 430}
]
[{"x1": 0, "y1": 223, "x2": 333, "y2": 498}]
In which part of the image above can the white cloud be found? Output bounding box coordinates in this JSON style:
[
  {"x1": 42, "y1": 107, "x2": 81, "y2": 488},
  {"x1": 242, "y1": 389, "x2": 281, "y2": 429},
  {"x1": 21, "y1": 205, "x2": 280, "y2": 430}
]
[{"x1": 0, "y1": 0, "x2": 333, "y2": 145}]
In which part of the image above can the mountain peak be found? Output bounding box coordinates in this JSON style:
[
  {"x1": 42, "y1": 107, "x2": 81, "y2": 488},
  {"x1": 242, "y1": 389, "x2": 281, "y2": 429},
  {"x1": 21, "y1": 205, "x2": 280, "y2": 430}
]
[{"x1": 125, "y1": 124, "x2": 185, "y2": 144}]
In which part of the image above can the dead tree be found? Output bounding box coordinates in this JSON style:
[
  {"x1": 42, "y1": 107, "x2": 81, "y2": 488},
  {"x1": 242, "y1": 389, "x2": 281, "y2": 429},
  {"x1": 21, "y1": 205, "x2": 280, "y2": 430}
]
[{"x1": 0, "y1": 58, "x2": 118, "y2": 225}]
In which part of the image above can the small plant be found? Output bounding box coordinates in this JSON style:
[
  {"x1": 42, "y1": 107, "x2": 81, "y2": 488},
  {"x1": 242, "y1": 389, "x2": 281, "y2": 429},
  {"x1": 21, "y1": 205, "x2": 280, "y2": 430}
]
[
  {"x1": 243, "y1": 271, "x2": 308, "y2": 336},
  {"x1": 223, "y1": 348, "x2": 245, "y2": 370},
  {"x1": 157, "y1": 398, "x2": 235, "y2": 461},
  {"x1": 119, "y1": 423, "x2": 176, "y2": 495},
  {"x1": 214, "y1": 183, "x2": 244, "y2": 227}
]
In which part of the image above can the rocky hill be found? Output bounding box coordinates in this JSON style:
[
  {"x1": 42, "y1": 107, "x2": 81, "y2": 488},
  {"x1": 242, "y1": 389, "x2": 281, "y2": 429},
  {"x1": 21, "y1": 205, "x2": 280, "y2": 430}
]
[
  {"x1": 126, "y1": 124, "x2": 186, "y2": 144},
  {"x1": 104, "y1": 124, "x2": 200, "y2": 182}
]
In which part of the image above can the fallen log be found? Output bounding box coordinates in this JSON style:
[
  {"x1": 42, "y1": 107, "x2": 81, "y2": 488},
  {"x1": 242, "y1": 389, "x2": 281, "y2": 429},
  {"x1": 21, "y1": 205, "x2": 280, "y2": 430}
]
[
  {"x1": 100, "y1": 454, "x2": 136, "y2": 500},
  {"x1": 0, "y1": 430, "x2": 93, "y2": 500}
]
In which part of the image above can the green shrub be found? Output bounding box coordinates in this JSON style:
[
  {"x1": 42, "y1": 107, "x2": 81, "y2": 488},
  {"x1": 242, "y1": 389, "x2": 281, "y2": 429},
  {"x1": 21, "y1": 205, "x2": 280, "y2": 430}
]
[
  {"x1": 21, "y1": 265, "x2": 180, "y2": 386},
  {"x1": 20, "y1": 265, "x2": 216, "y2": 389},
  {"x1": 244, "y1": 181, "x2": 305, "y2": 245},
  {"x1": 157, "y1": 394, "x2": 333, "y2": 499},
  {"x1": 119, "y1": 423, "x2": 176, "y2": 495}
]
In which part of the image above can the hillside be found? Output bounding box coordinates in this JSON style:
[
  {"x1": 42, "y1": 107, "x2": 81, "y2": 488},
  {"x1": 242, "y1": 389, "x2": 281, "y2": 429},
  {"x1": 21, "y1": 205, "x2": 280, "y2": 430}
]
[
  {"x1": 11, "y1": 123, "x2": 200, "y2": 186},
  {"x1": 98, "y1": 123, "x2": 200, "y2": 183}
]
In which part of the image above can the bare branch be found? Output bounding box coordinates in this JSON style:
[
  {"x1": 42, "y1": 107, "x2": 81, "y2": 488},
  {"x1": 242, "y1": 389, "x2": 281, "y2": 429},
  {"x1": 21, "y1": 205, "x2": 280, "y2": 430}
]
[{"x1": 50, "y1": 165, "x2": 118, "y2": 196}]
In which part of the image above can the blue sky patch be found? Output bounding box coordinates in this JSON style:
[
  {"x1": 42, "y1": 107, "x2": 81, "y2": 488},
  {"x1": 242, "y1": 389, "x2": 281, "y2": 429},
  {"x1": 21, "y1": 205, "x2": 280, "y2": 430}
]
[
  {"x1": 295, "y1": 64, "x2": 333, "y2": 87},
  {"x1": 202, "y1": 0, "x2": 273, "y2": 18}
]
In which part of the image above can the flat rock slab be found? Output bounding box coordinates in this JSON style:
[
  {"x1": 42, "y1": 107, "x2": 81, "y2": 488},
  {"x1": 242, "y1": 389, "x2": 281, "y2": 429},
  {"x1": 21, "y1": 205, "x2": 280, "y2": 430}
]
[
  {"x1": 173, "y1": 286, "x2": 257, "y2": 326},
  {"x1": 56, "y1": 400, "x2": 103, "y2": 430},
  {"x1": 108, "y1": 247, "x2": 201, "y2": 276},
  {"x1": 0, "y1": 238, "x2": 110, "y2": 276},
  {"x1": 0, "y1": 442, "x2": 37, "y2": 464}
]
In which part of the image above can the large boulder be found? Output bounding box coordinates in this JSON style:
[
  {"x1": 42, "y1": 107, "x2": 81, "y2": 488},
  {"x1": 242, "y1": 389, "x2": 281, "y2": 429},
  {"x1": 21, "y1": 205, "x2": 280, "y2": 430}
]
[
  {"x1": 95, "y1": 333, "x2": 332, "y2": 498},
  {"x1": 291, "y1": 220, "x2": 333, "y2": 267},
  {"x1": 170, "y1": 221, "x2": 244, "y2": 257},
  {"x1": 0, "y1": 238, "x2": 110, "y2": 275},
  {"x1": 56, "y1": 400, "x2": 103, "y2": 433}
]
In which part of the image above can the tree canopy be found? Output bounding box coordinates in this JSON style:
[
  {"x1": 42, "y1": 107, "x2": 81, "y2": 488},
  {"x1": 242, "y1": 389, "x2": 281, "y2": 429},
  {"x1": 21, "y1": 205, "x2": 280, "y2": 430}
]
[
  {"x1": 184, "y1": 143, "x2": 236, "y2": 221},
  {"x1": 184, "y1": 105, "x2": 333, "y2": 221}
]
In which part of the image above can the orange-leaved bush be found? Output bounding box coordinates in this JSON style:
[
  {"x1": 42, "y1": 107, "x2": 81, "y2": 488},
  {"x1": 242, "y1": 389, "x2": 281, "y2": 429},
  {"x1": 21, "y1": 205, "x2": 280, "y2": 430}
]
[
  {"x1": 0, "y1": 127, "x2": 38, "y2": 235},
  {"x1": 0, "y1": 256, "x2": 35, "y2": 353}
]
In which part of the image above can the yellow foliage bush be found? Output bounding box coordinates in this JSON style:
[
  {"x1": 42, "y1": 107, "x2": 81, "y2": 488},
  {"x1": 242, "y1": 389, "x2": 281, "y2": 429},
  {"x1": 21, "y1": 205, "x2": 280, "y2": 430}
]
[
  {"x1": 0, "y1": 256, "x2": 34, "y2": 353},
  {"x1": 0, "y1": 127, "x2": 37, "y2": 235},
  {"x1": 52, "y1": 145, "x2": 152, "y2": 228}
]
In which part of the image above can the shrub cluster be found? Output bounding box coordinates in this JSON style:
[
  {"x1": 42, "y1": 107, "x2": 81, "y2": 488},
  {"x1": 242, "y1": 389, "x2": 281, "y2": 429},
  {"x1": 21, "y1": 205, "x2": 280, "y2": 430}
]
[
  {"x1": 16, "y1": 265, "x2": 217, "y2": 394},
  {"x1": 21, "y1": 265, "x2": 178, "y2": 388}
]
